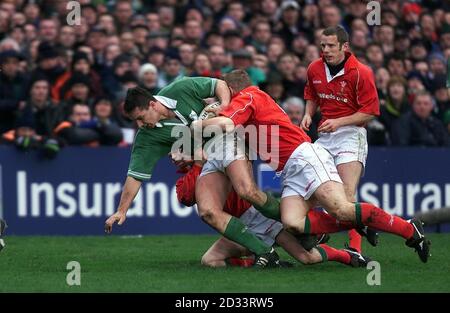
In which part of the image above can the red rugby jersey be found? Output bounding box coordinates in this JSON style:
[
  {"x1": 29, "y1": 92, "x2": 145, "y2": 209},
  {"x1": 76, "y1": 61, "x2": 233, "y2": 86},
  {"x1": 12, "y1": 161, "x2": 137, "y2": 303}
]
[
  {"x1": 304, "y1": 52, "x2": 380, "y2": 126},
  {"x1": 220, "y1": 86, "x2": 310, "y2": 171},
  {"x1": 175, "y1": 164, "x2": 251, "y2": 218}
]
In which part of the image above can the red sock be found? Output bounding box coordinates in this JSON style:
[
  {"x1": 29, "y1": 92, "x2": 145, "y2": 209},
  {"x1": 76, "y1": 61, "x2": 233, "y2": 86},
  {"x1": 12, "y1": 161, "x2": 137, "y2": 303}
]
[
  {"x1": 306, "y1": 210, "x2": 354, "y2": 234},
  {"x1": 358, "y1": 203, "x2": 414, "y2": 240},
  {"x1": 317, "y1": 244, "x2": 351, "y2": 265},
  {"x1": 226, "y1": 257, "x2": 254, "y2": 267},
  {"x1": 348, "y1": 229, "x2": 362, "y2": 253}
]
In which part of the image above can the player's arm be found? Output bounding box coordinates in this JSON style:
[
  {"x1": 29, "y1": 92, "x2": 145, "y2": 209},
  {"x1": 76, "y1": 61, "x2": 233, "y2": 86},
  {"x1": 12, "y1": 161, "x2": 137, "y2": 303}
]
[
  {"x1": 318, "y1": 112, "x2": 375, "y2": 132},
  {"x1": 192, "y1": 116, "x2": 235, "y2": 132},
  {"x1": 302, "y1": 66, "x2": 320, "y2": 131},
  {"x1": 105, "y1": 176, "x2": 142, "y2": 233},
  {"x1": 214, "y1": 79, "x2": 231, "y2": 108},
  {"x1": 301, "y1": 100, "x2": 319, "y2": 131}
]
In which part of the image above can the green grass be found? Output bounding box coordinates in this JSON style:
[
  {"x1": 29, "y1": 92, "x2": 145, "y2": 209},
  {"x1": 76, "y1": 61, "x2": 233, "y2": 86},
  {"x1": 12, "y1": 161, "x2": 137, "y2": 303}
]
[{"x1": 0, "y1": 233, "x2": 449, "y2": 292}]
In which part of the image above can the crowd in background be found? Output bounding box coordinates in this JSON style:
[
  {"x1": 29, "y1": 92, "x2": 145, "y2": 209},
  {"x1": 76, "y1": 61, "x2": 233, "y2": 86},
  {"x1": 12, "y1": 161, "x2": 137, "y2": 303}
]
[{"x1": 0, "y1": 0, "x2": 449, "y2": 157}]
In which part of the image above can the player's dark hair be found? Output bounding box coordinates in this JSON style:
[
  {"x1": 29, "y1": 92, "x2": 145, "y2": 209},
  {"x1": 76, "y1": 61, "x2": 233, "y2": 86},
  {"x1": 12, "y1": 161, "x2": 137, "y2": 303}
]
[
  {"x1": 223, "y1": 69, "x2": 252, "y2": 92},
  {"x1": 322, "y1": 25, "x2": 349, "y2": 47},
  {"x1": 124, "y1": 86, "x2": 157, "y2": 114}
]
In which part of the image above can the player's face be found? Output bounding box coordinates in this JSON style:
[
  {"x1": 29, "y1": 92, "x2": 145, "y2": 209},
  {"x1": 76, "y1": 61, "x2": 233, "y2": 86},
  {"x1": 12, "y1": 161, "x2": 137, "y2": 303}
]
[
  {"x1": 131, "y1": 102, "x2": 159, "y2": 128},
  {"x1": 320, "y1": 34, "x2": 346, "y2": 65}
]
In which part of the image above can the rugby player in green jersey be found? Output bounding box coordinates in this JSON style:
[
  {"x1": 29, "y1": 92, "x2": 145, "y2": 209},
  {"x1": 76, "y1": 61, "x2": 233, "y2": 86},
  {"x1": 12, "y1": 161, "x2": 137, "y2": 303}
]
[
  {"x1": 104, "y1": 77, "x2": 288, "y2": 267},
  {"x1": 105, "y1": 77, "x2": 229, "y2": 233}
]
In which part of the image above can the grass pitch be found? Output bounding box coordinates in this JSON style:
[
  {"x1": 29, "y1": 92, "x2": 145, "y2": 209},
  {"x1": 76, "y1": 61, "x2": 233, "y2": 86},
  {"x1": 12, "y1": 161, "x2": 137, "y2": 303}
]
[{"x1": 0, "y1": 233, "x2": 449, "y2": 292}]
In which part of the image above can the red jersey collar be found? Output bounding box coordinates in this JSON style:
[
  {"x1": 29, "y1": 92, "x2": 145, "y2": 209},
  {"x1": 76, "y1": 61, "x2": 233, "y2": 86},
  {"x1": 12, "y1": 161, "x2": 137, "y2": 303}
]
[{"x1": 320, "y1": 51, "x2": 358, "y2": 71}]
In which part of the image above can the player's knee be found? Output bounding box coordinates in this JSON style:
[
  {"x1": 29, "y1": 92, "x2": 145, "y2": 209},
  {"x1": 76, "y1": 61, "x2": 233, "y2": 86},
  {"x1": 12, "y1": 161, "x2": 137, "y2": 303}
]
[
  {"x1": 282, "y1": 219, "x2": 304, "y2": 235},
  {"x1": 300, "y1": 256, "x2": 316, "y2": 265},
  {"x1": 201, "y1": 253, "x2": 226, "y2": 267},
  {"x1": 235, "y1": 182, "x2": 258, "y2": 202},
  {"x1": 201, "y1": 253, "x2": 214, "y2": 267},
  {"x1": 198, "y1": 207, "x2": 217, "y2": 225},
  {"x1": 331, "y1": 204, "x2": 354, "y2": 222}
]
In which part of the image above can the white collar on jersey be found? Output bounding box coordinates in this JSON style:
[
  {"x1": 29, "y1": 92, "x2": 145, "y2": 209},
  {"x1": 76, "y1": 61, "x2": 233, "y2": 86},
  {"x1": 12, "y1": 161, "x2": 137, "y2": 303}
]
[
  {"x1": 154, "y1": 95, "x2": 177, "y2": 109},
  {"x1": 324, "y1": 63, "x2": 345, "y2": 83}
]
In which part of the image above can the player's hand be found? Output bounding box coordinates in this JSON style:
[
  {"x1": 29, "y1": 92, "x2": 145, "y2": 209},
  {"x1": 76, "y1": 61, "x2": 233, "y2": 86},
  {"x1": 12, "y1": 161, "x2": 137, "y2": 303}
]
[
  {"x1": 301, "y1": 114, "x2": 312, "y2": 131},
  {"x1": 318, "y1": 119, "x2": 341, "y2": 133},
  {"x1": 204, "y1": 104, "x2": 222, "y2": 116},
  {"x1": 170, "y1": 151, "x2": 194, "y2": 169},
  {"x1": 104, "y1": 211, "x2": 126, "y2": 234}
]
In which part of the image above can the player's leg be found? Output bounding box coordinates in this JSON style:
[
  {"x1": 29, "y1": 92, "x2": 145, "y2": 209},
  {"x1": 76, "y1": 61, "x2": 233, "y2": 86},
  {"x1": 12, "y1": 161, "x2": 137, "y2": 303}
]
[
  {"x1": 312, "y1": 180, "x2": 430, "y2": 262},
  {"x1": 337, "y1": 161, "x2": 364, "y2": 252},
  {"x1": 276, "y1": 229, "x2": 371, "y2": 267},
  {"x1": 196, "y1": 171, "x2": 232, "y2": 232},
  {"x1": 196, "y1": 172, "x2": 276, "y2": 260},
  {"x1": 201, "y1": 237, "x2": 250, "y2": 267},
  {"x1": 280, "y1": 195, "x2": 310, "y2": 235},
  {"x1": 226, "y1": 159, "x2": 280, "y2": 221}
]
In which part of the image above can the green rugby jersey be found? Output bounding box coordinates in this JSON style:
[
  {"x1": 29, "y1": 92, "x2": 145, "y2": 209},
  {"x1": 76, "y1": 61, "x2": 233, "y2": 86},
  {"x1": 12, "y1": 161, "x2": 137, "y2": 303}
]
[
  {"x1": 127, "y1": 77, "x2": 217, "y2": 180},
  {"x1": 155, "y1": 76, "x2": 217, "y2": 125}
]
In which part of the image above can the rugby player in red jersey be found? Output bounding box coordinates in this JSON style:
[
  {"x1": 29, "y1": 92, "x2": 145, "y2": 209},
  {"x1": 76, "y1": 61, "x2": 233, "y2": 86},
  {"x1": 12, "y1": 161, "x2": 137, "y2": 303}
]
[
  {"x1": 194, "y1": 69, "x2": 430, "y2": 266},
  {"x1": 302, "y1": 26, "x2": 381, "y2": 253},
  {"x1": 173, "y1": 152, "x2": 371, "y2": 268}
]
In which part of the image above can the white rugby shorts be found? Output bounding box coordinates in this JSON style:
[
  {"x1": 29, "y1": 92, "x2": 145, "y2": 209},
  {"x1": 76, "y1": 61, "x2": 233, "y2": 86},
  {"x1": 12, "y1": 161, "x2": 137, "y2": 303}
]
[
  {"x1": 281, "y1": 142, "x2": 342, "y2": 200},
  {"x1": 239, "y1": 206, "x2": 283, "y2": 247},
  {"x1": 315, "y1": 125, "x2": 368, "y2": 168}
]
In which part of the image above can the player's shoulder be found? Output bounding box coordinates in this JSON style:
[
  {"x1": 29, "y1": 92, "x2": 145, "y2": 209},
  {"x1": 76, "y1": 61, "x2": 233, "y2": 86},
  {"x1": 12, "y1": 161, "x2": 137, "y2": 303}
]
[
  {"x1": 306, "y1": 58, "x2": 324, "y2": 72},
  {"x1": 158, "y1": 77, "x2": 193, "y2": 95},
  {"x1": 354, "y1": 59, "x2": 375, "y2": 77}
]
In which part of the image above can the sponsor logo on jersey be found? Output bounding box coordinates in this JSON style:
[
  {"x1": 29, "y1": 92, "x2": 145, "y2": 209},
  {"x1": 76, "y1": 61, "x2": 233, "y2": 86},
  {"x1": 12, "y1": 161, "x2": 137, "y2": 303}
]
[{"x1": 317, "y1": 93, "x2": 349, "y2": 103}]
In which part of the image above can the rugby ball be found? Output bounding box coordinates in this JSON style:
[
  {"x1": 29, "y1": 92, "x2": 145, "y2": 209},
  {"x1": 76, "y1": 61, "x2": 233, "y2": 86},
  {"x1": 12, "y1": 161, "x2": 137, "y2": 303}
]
[{"x1": 199, "y1": 101, "x2": 221, "y2": 120}]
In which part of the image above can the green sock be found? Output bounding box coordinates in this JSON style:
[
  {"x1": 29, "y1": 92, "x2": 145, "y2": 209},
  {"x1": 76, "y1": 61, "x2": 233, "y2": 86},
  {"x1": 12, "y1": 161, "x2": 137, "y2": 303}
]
[
  {"x1": 254, "y1": 192, "x2": 281, "y2": 221},
  {"x1": 304, "y1": 216, "x2": 311, "y2": 234},
  {"x1": 223, "y1": 217, "x2": 271, "y2": 255},
  {"x1": 314, "y1": 246, "x2": 328, "y2": 263}
]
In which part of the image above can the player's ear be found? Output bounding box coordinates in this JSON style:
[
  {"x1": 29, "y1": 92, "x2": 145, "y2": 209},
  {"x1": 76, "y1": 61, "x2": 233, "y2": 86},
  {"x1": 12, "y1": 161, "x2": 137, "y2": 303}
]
[{"x1": 342, "y1": 42, "x2": 349, "y2": 51}]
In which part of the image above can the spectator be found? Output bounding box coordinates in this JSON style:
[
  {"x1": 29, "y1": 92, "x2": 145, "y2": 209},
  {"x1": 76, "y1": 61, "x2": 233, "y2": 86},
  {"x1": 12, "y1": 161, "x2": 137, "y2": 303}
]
[
  {"x1": 61, "y1": 71, "x2": 95, "y2": 109},
  {"x1": 31, "y1": 41, "x2": 65, "y2": 86},
  {"x1": 0, "y1": 49, "x2": 28, "y2": 133},
  {"x1": 377, "y1": 76, "x2": 409, "y2": 144},
  {"x1": 282, "y1": 96, "x2": 305, "y2": 125},
  {"x1": 23, "y1": 77, "x2": 62, "y2": 138},
  {"x1": 223, "y1": 49, "x2": 265, "y2": 86},
  {"x1": 55, "y1": 102, "x2": 121, "y2": 147},
  {"x1": 92, "y1": 98, "x2": 124, "y2": 146},
  {"x1": 53, "y1": 50, "x2": 103, "y2": 102},
  {"x1": 391, "y1": 91, "x2": 449, "y2": 146},
  {"x1": 157, "y1": 49, "x2": 185, "y2": 89},
  {"x1": 277, "y1": 52, "x2": 301, "y2": 98},
  {"x1": 277, "y1": 1, "x2": 301, "y2": 49},
  {"x1": 250, "y1": 21, "x2": 272, "y2": 54},
  {"x1": 191, "y1": 51, "x2": 219, "y2": 78},
  {"x1": 138, "y1": 63, "x2": 160, "y2": 94}
]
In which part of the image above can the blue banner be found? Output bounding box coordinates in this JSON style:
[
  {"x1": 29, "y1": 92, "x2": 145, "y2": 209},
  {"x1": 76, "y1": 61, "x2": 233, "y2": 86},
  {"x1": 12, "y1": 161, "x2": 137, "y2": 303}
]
[
  {"x1": 0, "y1": 146, "x2": 213, "y2": 235},
  {"x1": 1, "y1": 146, "x2": 449, "y2": 235},
  {"x1": 258, "y1": 147, "x2": 450, "y2": 219}
]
